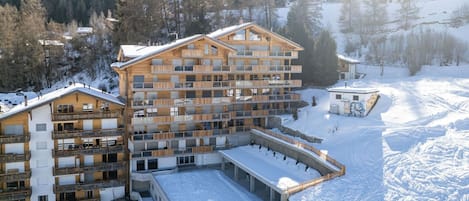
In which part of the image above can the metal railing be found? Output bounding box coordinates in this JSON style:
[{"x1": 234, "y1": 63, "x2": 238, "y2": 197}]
[
  {"x1": 0, "y1": 170, "x2": 31, "y2": 182},
  {"x1": 53, "y1": 145, "x2": 125, "y2": 157},
  {"x1": 54, "y1": 179, "x2": 125, "y2": 193},
  {"x1": 53, "y1": 162, "x2": 127, "y2": 175},
  {"x1": 52, "y1": 128, "x2": 124, "y2": 139},
  {"x1": 0, "y1": 151, "x2": 31, "y2": 163},
  {"x1": 0, "y1": 133, "x2": 30, "y2": 144},
  {"x1": 0, "y1": 188, "x2": 31, "y2": 200}
]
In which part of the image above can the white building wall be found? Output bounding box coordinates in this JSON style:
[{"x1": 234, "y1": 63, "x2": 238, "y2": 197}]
[
  {"x1": 29, "y1": 104, "x2": 55, "y2": 201},
  {"x1": 195, "y1": 153, "x2": 222, "y2": 166},
  {"x1": 216, "y1": 136, "x2": 226, "y2": 146},
  {"x1": 100, "y1": 186, "x2": 125, "y2": 201},
  {"x1": 329, "y1": 92, "x2": 374, "y2": 116},
  {"x1": 158, "y1": 157, "x2": 176, "y2": 169}
]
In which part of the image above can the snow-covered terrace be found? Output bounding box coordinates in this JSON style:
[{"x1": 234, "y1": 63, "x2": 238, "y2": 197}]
[{"x1": 153, "y1": 170, "x2": 261, "y2": 201}]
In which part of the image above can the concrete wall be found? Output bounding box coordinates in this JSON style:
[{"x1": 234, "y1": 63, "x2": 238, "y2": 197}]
[{"x1": 250, "y1": 131, "x2": 333, "y2": 176}]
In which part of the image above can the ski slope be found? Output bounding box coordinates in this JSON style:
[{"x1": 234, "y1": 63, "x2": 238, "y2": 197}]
[{"x1": 285, "y1": 65, "x2": 469, "y2": 201}]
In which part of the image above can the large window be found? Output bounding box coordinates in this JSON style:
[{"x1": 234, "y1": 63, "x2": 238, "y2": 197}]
[
  {"x1": 177, "y1": 156, "x2": 195, "y2": 166},
  {"x1": 249, "y1": 30, "x2": 261, "y2": 41},
  {"x1": 57, "y1": 105, "x2": 74, "y2": 113},
  {"x1": 233, "y1": 30, "x2": 246, "y2": 40},
  {"x1": 353, "y1": 95, "x2": 359, "y2": 101},
  {"x1": 148, "y1": 159, "x2": 158, "y2": 170},
  {"x1": 170, "y1": 107, "x2": 178, "y2": 116},
  {"x1": 4, "y1": 125, "x2": 23, "y2": 135},
  {"x1": 82, "y1": 103, "x2": 93, "y2": 112},
  {"x1": 136, "y1": 160, "x2": 145, "y2": 171}
]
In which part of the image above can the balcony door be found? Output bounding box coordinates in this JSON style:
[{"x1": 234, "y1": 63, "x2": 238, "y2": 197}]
[{"x1": 83, "y1": 120, "x2": 93, "y2": 131}]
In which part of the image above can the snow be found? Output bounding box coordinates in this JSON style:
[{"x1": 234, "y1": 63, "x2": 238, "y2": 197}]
[
  {"x1": 328, "y1": 87, "x2": 378, "y2": 94},
  {"x1": 220, "y1": 145, "x2": 321, "y2": 191},
  {"x1": 285, "y1": 65, "x2": 469, "y2": 201},
  {"x1": 120, "y1": 45, "x2": 167, "y2": 58},
  {"x1": 154, "y1": 169, "x2": 261, "y2": 201},
  {"x1": 0, "y1": 83, "x2": 124, "y2": 120},
  {"x1": 337, "y1": 54, "x2": 360, "y2": 64},
  {"x1": 207, "y1": 22, "x2": 253, "y2": 39}
]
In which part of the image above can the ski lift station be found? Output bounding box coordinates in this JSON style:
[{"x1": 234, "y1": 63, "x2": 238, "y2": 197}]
[{"x1": 328, "y1": 87, "x2": 379, "y2": 117}]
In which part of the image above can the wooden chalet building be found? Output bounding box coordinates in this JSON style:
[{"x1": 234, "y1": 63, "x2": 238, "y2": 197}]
[{"x1": 111, "y1": 22, "x2": 304, "y2": 195}]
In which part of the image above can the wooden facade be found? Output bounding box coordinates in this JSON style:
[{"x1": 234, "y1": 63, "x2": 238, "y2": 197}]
[{"x1": 113, "y1": 23, "x2": 304, "y2": 175}]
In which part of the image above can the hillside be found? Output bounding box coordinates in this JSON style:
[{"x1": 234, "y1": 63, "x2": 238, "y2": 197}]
[{"x1": 283, "y1": 65, "x2": 469, "y2": 200}]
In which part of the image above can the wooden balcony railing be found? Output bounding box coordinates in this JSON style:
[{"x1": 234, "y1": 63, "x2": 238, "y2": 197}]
[
  {"x1": 52, "y1": 111, "x2": 121, "y2": 121},
  {"x1": 0, "y1": 133, "x2": 30, "y2": 144},
  {"x1": 132, "y1": 97, "x2": 232, "y2": 108},
  {"x1": 131, "y1": 112, "x2": 231, "y2": 125},
  {"x1": 235, "y1": 94, "x2": 301, "y2": 103},
  {"x1": 0, "y1": 151, "x2": 31, "y2": 163},
  {"x1": 53, "y1": 162, "x2": 127, "y2": 176},
  {"x1": 52, "y1": 128, "x2": 125, "y2": 139},
  {"x1": 181, "y1": 49, "x2": 203, "y2": 58},
  {"x1": 53, "y1": 145, "x2": 125, "y2": 157},
  {"x1": 131, "y1": 128, "x2": 232, "y2": 141},
  {"x1": 131, "y1": 149, "x2": 174, "y2": 159},
  {"x1": 234, "y1": 80, "x2": 302, "y2": 88},
  {"x1": 0, "y1": 170, "x2": 31, "y2": 182},
  {"x1": 229, "y1": 50, "x2": 298, "y2": 58},
  {"x1": 54, "y1": 179, "x2": 125, "y2": 193},
  {"x1": 151, "y1": 65, "x2": 231, "y2": 74},
  {"x1": 230, "y1": 65, "x2": 302, "y2": 73},
  {"x1": 0, "y1": 188, "x2": 31, "y2": 200}
]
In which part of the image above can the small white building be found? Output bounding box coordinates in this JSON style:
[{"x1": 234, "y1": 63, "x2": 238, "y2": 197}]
[
  {"x1": 337, "y1": 54, "x2": 360, "y2": 80},
  {"x1": 328, "y1": 87, "x2": 379, "y2": 117}
]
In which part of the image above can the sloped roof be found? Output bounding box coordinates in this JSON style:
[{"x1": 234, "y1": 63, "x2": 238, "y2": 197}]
[
  {"x1": 0, "y1": 84, "x2": 124, "y2": 120},
  {"x1": 337, "y1": 54, "x2": 360, "y2": 64},
  {"x1": 112, "y1": 35, "x2": 236, "y2": 70},
  {"x1": 207, "y1": 22, "x2": 304, "y2": 50},
  {"x1": 120, "y1": 45, "x2": 164, "y2": 58},
  {"x1": 328, "y1": 87, "x2": 378, "y2": 94}
]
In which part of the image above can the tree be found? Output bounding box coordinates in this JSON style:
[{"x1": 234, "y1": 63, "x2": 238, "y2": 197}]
[
  {"x1": 313, "y1": 30, "x2": 338, "y2": 86},
  {"x1": 399, "y1": 0, "x2": 419, "y2": 30},
  {"x1": 339, "y1": 0, "x2": 361, "y2": 33},
  {"x1": 362, "y1": 0, "x2": 387, "y2": 34}
]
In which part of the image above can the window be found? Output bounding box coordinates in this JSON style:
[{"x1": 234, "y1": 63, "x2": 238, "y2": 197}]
[
  {"x1": 86, "y1": 191, "x2": 93, "y2": 199},
  {"x1": 211, "y1": 45, "x2": 218, "y2": 55},
  {"x1": 214, "y1": 90, "x2": 223, "y2": 97},
  {"x1": 82, "y1": 103, "x2": 93, "y2": 112},
  {"x1": 204, "y1": 44, "x2": 209, "y2": 55},
  {"x1": 100, "y1": 102, "x2": 110, "y2": 111},
  {"x1": 336, "y1": 94, "x2": 342, "y2": 99},
  {"x1": 148, "y1": 159, "x2": 158, "y2": 170},
  {"x1": 177, "y1": 156, "x2": 195, "y2": 166},
  {"x1": 202, "y1": 91, "x2": 211, "y2": 98},
  {"x1": 36, "y1": 141, "x2": 47, "y2": 150},
  {"x1": 38, "y1": 195, "x2": 48, "y2": 201},
  {"x1": 103, "y1": 170, "x2": 117, "y2": 180},
  {"x1": 186, "y1": 75, "x2": 196, "y2": 82},
  {"x1": 249, "y1": 30, "x2": 261, "y2": 41},
  {"x1": 133, "y1": 75, "x2": 144, "y2": 82},
  {"x1": 209, "y1": 137, "x2": 216, "y2": 145},
  {"x1": 353, "y1": 95, "x2": 359, "y2": 101},
  {"x1": 57, "y1": 104, "x2": 73, "y2": 113},
  {"x1": 36, "y1": 123, "x2": 47, "y2": 132},
  {"x1": 5, "y1": 125, "x2": 23, "y2": 135},
  {"x1": 137, "y1": 160, "x2": 145, "y2": 171},
  {"x1": 187, "y1": 44, "x2": 195, "y2": 49},
  {"x1": 170, "y1": 107, "x2": 178, "y2": 116},
  {"x1": 186, "y1": 91, "x2": 196, "y2": 98}
]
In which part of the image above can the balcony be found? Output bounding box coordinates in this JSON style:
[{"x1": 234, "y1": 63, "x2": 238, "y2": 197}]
[
  {"x1": 132, "y1": 81, "x2": 232, "y2": 91},
  {"x1": 229, "y1": 50, "x2": 298, "y2": 59},
  {"x1": 0, "y1": 188, "x2": 31, "y2": 200},
  {"x1": 235, "y1": 94, "x2": 301, "y2": 103},
  {"x1": 54, "y1": 179, "x2": 125, "y2": 193},
  {"x1": 0, "y1": 151, "x2": 31, "y2": 163},
  {"x1": 131, "y1": 129, "x2": 232, "y2": 141},
  {"x1": 231, "y1": 65, "x2": 302, "y2": 73},
  {"x1": 234, "y1": 80, "x2": 302, "y2": 88},
  {"x1": 233, "y1": 110, "x2": 269, "y2": 118},
  {"x1": 0, "y1": 133, "x2": 30, "y2": 144},
  {"x1": 131, "y1": 149, "x2": 174, "y2": 158},
  {"x1": 151, "y1": 65, "x2": 231, "y2": 74},
  {"x1": 53, "y1": 162, "x2": 126, "y2": 176},
  {"x1": 0, "y1": 170, "x2": 31, "y2": 182},
  {"x1": 181, "y1": 49, "x2": 203, "y2": 58},
  {"x1": 52, "y1": 128, "x2": 125, "y2": 139},
  {"x1": 53, "y1": 145, "x2": 125, "y2": 157},
  {"x1": 131, "y1": 112, "x2": 231, "y2": 125},
  {"x1": 51, "y1": 111, "x2": 121, "y2": 121},
  {"x1": 132, "y1": 97, "x2": 232, "y2": 108}
]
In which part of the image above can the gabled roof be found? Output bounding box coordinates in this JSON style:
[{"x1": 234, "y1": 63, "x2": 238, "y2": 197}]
[
  {"x1": 0, "y1": 84, "x2": 124, "y2": 120},
  {"x1": 119, "y1": 45, "x2": 164, "y2": 59},
  {"x1": 112, "y1": 35, "x2": 237, "y2": 70},
  {"x1": 207, "y1": 22, "x2": 304, "y2": 51}
]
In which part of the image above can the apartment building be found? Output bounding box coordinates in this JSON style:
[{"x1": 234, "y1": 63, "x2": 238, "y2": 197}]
[
  {"x1": 0, "y1": 84, "x2": 127, "y2": 201},
  {"x1": 111, "y1": 22, "x2": 304, "y2": 193}
]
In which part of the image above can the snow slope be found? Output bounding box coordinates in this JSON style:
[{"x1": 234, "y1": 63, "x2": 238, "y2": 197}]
[{"x1": 285, "y1": 65, "x2": 469, "y2": 201}]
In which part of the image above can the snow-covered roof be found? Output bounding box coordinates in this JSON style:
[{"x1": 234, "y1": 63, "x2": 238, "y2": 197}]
[
  {"x1": 154, "y1": 170, "x2": 261, "y2": 201},
  {"x1": 337, "y1": 54, "x2": 360, "y2": 64},
  {"x1": 207, "y1": 22, "x2": 303, "y2": 50},
  {"x1": 38, "y1": 39, "x2": 64, "y2": 46},
  {"x1": 328, "y1": 87, "x2": 379, "y2": 94},
  {"x1": 112, "y1": 35, "x2": 235, "y2": 69},
  {"x1": 119, "y1": 45, "x2": 167, "y2": 58},
  {"x1": 77, "y1": 27, "x2": 93, "y2": 34},
  {"x1": 0, "y1": 83, "x2": 124, "y2": 120},
  {"x1": 0, "y1": 102, "x2": 9, "y2": 113},
  {"x1": 219, "y1": 145, "x2": 321, "y2": 191}
]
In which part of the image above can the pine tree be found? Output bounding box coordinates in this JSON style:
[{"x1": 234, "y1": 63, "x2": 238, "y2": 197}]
[
  {"x1": 313, "y1": 30, "x2": 338, "y2": 86},
  {"x1": 399, "y1": 0, "x2": 419, "y2": 30}
]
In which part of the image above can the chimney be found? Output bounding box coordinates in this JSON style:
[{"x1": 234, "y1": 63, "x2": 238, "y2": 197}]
[{"x1": 24, "y1": 95, "x2": 27, "y2": 106}]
